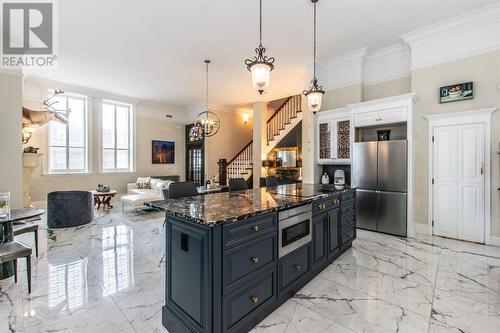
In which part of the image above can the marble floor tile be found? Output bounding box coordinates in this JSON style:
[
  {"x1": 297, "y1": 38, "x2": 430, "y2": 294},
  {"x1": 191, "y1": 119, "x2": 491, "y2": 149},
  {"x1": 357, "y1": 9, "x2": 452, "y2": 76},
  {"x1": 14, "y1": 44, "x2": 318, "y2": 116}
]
[{"x1": 1, "y1": 199, "x2": 499, "y2": 333}]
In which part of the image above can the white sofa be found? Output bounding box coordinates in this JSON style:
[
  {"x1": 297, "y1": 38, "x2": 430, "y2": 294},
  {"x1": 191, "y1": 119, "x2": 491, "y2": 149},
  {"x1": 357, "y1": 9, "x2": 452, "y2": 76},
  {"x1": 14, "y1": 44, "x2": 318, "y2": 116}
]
[{"x1": 121, "y1": 178, "x2": 171, "y2": 211}]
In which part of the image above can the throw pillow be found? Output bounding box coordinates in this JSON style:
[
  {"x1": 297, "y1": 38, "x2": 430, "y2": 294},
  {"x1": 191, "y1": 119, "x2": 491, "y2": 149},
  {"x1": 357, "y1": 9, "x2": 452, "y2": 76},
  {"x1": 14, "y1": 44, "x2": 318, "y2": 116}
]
[{"x1": 136, "y1": 177, "x2": 151, "y2": 189}]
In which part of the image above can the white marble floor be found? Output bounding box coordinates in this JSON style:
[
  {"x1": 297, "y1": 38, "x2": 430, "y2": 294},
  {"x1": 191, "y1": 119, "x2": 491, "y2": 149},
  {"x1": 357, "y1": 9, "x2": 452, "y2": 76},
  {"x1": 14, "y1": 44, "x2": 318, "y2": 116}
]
[{"x1": 1, "y1": 201, "x2": 499, "y2": 333}]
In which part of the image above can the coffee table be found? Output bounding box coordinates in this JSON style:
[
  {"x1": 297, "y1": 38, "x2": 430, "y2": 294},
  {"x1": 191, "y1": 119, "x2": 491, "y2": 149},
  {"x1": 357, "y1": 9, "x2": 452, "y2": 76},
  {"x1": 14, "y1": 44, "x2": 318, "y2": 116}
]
[
  {"x1": 91, "y1": 190, "x2": 117, "y2": 209},
  {"x1": 0, "y1": 208, "x2": 44, "y2": 280}
]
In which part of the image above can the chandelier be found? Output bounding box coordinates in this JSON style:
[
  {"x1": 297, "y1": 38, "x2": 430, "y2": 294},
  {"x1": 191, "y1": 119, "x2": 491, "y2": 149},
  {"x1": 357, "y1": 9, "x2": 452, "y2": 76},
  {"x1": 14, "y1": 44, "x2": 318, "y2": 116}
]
[
  {"x1": 244, "y1": 0, "x2": 275, "y2": 95},
  {"x1": 302, "y1": 0, "x2": 325, "y2": 112},
  {"x1": 195, "y1": 60, "x2": 220, "y2": 137}
]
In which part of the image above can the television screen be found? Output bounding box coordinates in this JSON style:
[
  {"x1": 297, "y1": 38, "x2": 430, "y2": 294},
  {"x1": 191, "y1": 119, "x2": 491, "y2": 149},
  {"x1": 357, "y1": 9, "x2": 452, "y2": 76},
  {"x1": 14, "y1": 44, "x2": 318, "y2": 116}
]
[{"x1": 152, "y1": 140, "x2": 175, "y2": 164}]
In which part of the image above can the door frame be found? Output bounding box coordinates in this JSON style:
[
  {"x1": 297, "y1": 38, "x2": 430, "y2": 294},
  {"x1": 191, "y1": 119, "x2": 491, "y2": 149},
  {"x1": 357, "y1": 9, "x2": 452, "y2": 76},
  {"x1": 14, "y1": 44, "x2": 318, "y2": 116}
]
[{"x1": 425, "y1": 108, "x2": 496, "y2": 244}]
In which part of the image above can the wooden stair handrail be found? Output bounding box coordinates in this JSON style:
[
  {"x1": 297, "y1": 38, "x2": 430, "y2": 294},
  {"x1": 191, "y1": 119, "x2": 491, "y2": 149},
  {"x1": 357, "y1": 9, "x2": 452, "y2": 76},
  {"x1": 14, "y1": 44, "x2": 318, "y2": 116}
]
[
  {"x1": 267, "y1": 96, "x2": 293, "y2": 124},
  {"x1": 227, "y1": 140, "x2": 253, "y2": 166}
]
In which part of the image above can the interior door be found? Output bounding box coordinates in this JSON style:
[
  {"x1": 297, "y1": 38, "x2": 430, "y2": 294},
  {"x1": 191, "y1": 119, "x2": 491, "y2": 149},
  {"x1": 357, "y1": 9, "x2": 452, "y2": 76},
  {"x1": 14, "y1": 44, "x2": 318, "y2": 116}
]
[
  {"x1": 432, "y1": 124, "x2": 484, "y2": 242},
  {"x1": 457, "y1": 124, "x2": 484, "y2": 243}
]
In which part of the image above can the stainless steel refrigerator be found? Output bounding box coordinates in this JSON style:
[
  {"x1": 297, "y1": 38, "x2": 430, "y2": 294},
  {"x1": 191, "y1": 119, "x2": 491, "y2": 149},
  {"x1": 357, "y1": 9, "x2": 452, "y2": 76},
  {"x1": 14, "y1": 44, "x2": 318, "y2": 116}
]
[{"x1": 353, "y1": 140, "x2": 407, "y2": 236}]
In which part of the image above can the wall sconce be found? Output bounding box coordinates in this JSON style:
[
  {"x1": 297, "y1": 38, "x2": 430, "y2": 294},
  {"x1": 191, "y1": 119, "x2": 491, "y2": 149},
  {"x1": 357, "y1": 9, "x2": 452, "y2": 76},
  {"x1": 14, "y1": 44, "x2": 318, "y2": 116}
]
[{"x1": 243, "y1": 114, "x2": 249, "y2": 124}]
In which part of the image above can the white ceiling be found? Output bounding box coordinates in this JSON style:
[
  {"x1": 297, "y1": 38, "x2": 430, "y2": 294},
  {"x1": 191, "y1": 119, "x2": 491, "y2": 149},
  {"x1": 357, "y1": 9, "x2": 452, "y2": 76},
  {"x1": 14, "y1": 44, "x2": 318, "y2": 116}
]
[{"x1": 25, "y1": 0, "x2": 497, "y2": 110}]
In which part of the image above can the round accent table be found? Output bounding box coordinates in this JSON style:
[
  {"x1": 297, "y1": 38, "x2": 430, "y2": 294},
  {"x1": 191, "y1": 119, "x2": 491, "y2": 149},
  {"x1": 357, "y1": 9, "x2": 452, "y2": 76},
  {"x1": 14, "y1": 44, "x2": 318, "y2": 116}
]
[
  {"x1": 91, "y1": 190, "x2": 117, "y2": 209},
  {"x1": 0, "y1": 208, "x2": 44, "y2": 280}
]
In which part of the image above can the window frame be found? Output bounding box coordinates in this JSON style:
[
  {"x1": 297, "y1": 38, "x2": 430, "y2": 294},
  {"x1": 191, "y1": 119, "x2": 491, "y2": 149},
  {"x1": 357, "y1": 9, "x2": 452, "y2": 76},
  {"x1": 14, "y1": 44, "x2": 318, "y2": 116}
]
[
  {"x1": 46, "y1": 91, "x2": 89, "y2": 174},
  {"x1": 100, "y1": 100, "x2": 135, "y2": 173}
]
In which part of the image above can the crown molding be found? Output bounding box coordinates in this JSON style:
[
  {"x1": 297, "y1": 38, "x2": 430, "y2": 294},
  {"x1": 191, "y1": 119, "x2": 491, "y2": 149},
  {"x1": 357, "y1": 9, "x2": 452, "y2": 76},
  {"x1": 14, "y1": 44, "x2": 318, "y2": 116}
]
[
  {"x1": 364, "y1": 42, "x2": 411, "y2": 85},
  {"x1": 400, "y1": 3, "x2": 500, "y2": 47},
  {"x1": 326, "y1": 47, "x2": 368, "y2": 67},
  {"x1": 400, "y1": 3, "x2": 500, "y2": 70}
]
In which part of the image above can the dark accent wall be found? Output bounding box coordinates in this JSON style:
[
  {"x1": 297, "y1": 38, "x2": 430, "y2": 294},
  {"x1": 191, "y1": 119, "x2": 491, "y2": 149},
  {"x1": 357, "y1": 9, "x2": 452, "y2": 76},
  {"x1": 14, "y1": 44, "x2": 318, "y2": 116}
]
[
  {"x1": 275, "y1": 121, "x2": 302, "y2": 149},
  {"x1": 321, "y1": 165, "x2": 351, "y2": 185}
]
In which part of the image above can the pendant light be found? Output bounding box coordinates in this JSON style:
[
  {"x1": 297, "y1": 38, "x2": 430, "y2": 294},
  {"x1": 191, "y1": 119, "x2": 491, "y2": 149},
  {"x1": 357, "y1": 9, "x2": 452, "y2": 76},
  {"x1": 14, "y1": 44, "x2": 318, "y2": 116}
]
[
  {"x1": 244, "y1": 0, "x2": 275, "y2": 95},
  {"x1": 303, "y1": 0, "x2": 325, "y2": 112},
  {"x1": 195, "y1": 60, "x2": 220, "y2": 137}
]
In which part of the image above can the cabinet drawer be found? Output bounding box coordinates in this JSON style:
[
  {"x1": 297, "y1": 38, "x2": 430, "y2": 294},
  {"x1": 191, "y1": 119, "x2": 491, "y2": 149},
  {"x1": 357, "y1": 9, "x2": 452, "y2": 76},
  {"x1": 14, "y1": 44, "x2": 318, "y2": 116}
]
[
  {"x1": 340, "y1": 200, "x2": 355, "y2": 217},
  {"x1": 279, "y1": 245, "x2": 309, "y2": 290},
  {"x1": 313, "y1": 196, "x2": 339, "y2": 215},
  {"x1": 224, "y1": 268, "x2": 275, "y2": 330},
  {"x1": 341, "y1": 223, "x2": 356, "y2": 246},
  {"x1": 340, "y1": 213, "x2": 355, "y2": 228},
  {"x1": 223, "y1": 213, "x2": 275, "y2": 249},
  {"x1": 224, "y1": 235, "x2": 275, "y2": 285},
  {"x1": 354, "y1": 107, "x2": 407, "y2": 127},
  {"x1": 341, "y1": 191, "x2": 355, "y2": 204}
]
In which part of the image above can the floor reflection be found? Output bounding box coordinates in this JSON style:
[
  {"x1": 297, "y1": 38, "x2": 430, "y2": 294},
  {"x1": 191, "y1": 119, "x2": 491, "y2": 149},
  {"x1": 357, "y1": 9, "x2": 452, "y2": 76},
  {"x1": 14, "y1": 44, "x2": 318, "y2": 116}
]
[
  {"x1": 101, "y1": 225, "x2": 134, "y2": 295},
  {"x1": 48, "y1": 258, "x2": 88, "y2": 310}
]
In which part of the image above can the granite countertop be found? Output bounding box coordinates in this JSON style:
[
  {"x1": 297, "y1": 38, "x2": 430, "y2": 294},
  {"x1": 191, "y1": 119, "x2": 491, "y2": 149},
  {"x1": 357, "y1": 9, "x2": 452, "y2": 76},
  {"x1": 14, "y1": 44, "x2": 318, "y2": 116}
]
[{"x1": 146, "y1": 183, "x2": 354, "y2": 227}]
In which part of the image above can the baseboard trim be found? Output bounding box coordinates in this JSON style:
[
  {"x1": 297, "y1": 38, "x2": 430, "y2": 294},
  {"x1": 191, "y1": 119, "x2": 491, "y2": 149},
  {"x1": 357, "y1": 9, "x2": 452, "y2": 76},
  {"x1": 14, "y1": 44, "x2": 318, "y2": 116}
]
[
  {"x1": 414, "y1": 223, "x2": 429, "y2": 235},
  {"x1": 487, "y1": 236, "x2": 500, "y2": 247}
]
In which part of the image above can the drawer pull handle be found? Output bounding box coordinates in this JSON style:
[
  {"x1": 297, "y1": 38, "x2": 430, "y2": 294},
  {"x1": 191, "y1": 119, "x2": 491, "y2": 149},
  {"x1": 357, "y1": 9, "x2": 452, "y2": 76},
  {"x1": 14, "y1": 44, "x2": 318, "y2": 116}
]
[
  {"x1": 251, "y1": 256, "x2": 260, "y2": 264},
  {"x1": 250, "y1": 296, "x2": 259, "y2": 304},
  {"x1": 293, "y1": 264, "x2": 301, "y2": 271},
  {"x1": 251, "y1": 225, "x2": 260, "y2": 232},
  {"x1": 318, "y1": 203, "x2": 326, "y2": 210}
]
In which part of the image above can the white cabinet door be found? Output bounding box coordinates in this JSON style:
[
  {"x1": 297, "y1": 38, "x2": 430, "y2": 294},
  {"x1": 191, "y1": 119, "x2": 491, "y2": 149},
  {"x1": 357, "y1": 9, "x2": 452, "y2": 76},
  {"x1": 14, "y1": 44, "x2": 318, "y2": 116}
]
[
  {"x1": 432, "y1": 124, "x2": 485, "y2": 243},
  {"x1": 317, "y1": 120, "x2": 333, "y2": 162}
]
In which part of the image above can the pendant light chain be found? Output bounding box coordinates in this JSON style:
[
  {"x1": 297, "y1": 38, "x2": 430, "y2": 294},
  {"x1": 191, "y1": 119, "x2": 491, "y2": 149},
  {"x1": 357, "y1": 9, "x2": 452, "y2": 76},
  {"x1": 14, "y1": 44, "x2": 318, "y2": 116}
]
[
  {"x1": 205, "y1": 60, "x2": 209, "y2": 111},
  {"x1": 259, "y1": 0, "x2": 263, "y2": 46},
  {"x1": 313, "y1": 1, "x2": 317, "y2": 79}
]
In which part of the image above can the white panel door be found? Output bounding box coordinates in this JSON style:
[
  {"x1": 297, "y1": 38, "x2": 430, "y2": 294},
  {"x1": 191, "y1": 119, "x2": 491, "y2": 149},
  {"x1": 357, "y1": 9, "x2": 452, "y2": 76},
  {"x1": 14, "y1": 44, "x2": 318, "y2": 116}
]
[
  {"x1": 433, "y1": 126, "x2": 458, "y2": 238},
  {"x1": 457, "y1": 124, "x2": 484, "y2": 242},
  {"x1": 432, "y1": 124, "x2": 485, "y2": 243}
]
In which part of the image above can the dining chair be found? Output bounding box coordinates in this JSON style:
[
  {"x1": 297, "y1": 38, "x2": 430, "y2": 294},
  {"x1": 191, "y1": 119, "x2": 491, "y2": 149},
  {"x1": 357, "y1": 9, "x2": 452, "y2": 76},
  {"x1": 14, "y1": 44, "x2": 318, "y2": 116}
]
[
  {"x1": 13, "y1": 220, "x2": 39, "y2": 257},
  {"x1": 228, "y1": 178, "x2": 249, "y2": 192},
  {"x1": 0, "y1": 240, "x2": 32, "y2": 293},
  {"x1": 166, "y1": 181, "x2": 199, "y2": 199},
  {"x1": 265, "y1": 176, "x2": 279, "y2": 187}
]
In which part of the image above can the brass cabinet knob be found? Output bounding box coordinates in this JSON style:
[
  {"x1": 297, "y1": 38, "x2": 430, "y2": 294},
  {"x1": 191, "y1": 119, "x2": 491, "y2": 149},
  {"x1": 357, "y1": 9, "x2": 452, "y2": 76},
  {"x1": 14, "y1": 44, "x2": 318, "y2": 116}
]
[
  {"x1": 251, "y1": 256, "x2": 260, "y2": 264},
  {"x1": 252, "y1": 225, "x2": 260, "y2": 232},
  {"x1": 250, "y1": 296, "x2": 259, "y2": 304},
  {"x1": 293, "y1": 264, "x2": 301, "y2": 271}
]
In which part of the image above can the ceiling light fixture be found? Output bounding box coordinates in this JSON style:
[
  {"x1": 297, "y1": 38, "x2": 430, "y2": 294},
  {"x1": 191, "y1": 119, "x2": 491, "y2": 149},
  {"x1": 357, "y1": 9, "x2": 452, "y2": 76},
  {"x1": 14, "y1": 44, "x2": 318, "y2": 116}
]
[
  {"x1": 244, "y1": 0, "x2": 275, "y2": 95},
  {"x1": 194, "y1": 60, "x2": 220, "y2": 137},
  {"x1": 303, "y1": 0, "x2": 325, "y2": 112}
]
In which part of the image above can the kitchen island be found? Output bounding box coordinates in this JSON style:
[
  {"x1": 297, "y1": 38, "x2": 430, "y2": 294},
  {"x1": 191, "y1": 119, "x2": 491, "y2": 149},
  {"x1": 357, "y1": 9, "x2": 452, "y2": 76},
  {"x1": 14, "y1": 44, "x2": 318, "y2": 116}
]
[{"x1": 147, "y1": 183, "x2": 356, "y2": 333}]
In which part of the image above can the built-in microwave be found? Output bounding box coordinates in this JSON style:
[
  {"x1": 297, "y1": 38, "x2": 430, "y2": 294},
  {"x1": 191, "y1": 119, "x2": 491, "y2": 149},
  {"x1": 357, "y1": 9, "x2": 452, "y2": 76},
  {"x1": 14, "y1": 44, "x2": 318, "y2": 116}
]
[{"x1": 278, "y1": 204, "x2": 312, "y2": 258}]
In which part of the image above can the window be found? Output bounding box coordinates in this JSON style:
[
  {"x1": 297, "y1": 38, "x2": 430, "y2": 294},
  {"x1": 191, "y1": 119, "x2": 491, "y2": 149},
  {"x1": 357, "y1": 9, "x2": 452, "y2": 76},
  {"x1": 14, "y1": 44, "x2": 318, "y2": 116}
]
[
  {"x1": 48, "y1": 93, "x2": 88, "y2": 173},
  {"x1": 101, "y1": 100, "x2": 133, "y2": 171}
]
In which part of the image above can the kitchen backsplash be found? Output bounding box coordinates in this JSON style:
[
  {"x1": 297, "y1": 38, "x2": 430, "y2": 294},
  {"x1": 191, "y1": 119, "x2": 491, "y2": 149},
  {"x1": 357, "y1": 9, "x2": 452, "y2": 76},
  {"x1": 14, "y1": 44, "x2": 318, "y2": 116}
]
[{"x1": 322, "y1": 165, "x2": 351, "y2": 185}]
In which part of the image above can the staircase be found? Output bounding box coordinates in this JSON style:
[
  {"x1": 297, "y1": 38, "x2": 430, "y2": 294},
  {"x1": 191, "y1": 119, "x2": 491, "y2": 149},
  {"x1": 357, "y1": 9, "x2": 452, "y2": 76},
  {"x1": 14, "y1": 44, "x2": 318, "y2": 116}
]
[
  {"x1": 266, "y1": 94, "x2": 302, "y2": 153},
  {"x1": 225, "y1": 141, "x2": 253, "y2": 183},
  {"x1": 222, "y1": 95, "x2": 302, "y2": 185}
]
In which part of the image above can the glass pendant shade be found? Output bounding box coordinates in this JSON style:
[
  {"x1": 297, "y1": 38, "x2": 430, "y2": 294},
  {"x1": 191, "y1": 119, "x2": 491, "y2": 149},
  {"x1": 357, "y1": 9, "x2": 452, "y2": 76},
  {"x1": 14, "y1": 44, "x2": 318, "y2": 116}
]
[
  {"x1": 306, "y1": 91, "x2": 324, "y2": 112},
  {"x1": 250, "y1": 63, "x2": 271, "y2": 94}
]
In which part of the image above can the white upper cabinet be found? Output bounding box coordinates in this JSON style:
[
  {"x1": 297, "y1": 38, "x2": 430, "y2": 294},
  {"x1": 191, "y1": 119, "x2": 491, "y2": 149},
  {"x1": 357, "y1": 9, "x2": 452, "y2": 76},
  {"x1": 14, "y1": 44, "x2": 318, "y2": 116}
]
[{"x1": 316, "y1": 108, "x2": 353, "y2": 164}]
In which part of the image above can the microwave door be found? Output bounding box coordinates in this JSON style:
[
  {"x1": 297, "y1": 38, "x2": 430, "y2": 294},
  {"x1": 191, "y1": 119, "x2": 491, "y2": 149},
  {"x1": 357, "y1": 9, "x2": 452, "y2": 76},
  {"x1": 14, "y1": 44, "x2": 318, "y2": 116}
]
[{"x1": 353, "y1": 142, "x2": 378, "y2": 190}]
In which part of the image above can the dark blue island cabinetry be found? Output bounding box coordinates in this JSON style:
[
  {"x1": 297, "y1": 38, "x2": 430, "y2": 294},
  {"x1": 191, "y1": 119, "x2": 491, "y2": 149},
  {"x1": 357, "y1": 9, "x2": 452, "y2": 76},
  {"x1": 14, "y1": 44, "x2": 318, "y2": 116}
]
[{"x1": 149, "y1": 184, "x2": 356, "y2": 333}]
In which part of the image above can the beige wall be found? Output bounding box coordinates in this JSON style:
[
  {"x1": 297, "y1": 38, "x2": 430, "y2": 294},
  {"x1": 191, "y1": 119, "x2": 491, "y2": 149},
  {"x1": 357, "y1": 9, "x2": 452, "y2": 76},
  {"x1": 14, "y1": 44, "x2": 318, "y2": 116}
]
[
  {"x1": 27, "y1": 115, "x2": 185, "y2": 202},
  {"x1": 364, "y1": 76, "x2": 411, "y2": 101},
  {"x1": 0, "y1": 72, "x2": 23, "y2": 208},
  {"x1": 412, "y1": 50, "x2": 500, "y2": 236},
  {"x1": 205, "y1": 110, "x2": 253, "y2": 181},
  {"x1": 320, "y1": 84, "x2": 363, "y2": 111}
]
